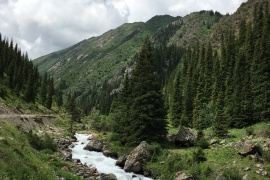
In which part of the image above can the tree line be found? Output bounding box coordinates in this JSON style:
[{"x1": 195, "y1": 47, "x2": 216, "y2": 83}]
[
  {"x1": 169, "y1": 1, "x2": 270, "y2": 136},
  {"x1": 0, "y1": 34, "x2": 54, "y2": 109}
]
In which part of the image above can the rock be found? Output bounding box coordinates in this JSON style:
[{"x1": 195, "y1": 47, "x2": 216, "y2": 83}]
[
  {"x1": 174, "y1": 172, "x2": 195, "y2": 180},
  {"x1": 103, "y1": 149, "x2": 118, "y2": 159},
  {"x1": 174, "y1": 126, "x2": 197, "y2": 147},
  {"x1": 210, "y1": 139, "x2": 217, "y2": 145},
  {"x1": 61, "y1": 166, "x2": 69, "y2": 171},
  {"x1": 255, "y1": 164, "x2": 263, "y2": 169},
  {"x1": 100, "y1": 173, "x2": 117, "y2": 180},
  {"x1": 220, "y1": 140, "x2": 226, "y2": 145},
  {"x1": 242, "y1": 174, "x2": 249, "y2": 180},
  {"x1": 83, "y1": 138, "x2": 103, "y2": 152},
  {"x1": 62, "y1": 150, "x2": 72, "y2": 161},
  {"x1": 262, "y1": 171, "x2": 268, "y2": 176},
  {"x1": 124, "y1": 141, "x2": 152, "y2": 174},
  {"x1": 116, "y1": 155, "x2": 127, "y2": 168},
  {"x1": 237, "y1": 142, "x2": 262, "y2": 157},
  {"x1": 73, "y1": 159, "x2": 81, "y2": 163},
  {"x1": 243, "y1": 167, "x2": 250, "y2": 171}
]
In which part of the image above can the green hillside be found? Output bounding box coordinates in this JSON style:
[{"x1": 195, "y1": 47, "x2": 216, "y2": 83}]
[{"x1": 33, "y1": 12, "x2": 222, "y2": 114}]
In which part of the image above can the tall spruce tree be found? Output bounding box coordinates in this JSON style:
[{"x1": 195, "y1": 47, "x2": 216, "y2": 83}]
[{"x1": 129, "y1": 38, "x2": 167, "y2": 144}]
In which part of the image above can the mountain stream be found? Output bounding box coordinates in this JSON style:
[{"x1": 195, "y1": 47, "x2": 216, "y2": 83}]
[{"x1": 71, "y1": 133, "x2": 153, "y2": 180}]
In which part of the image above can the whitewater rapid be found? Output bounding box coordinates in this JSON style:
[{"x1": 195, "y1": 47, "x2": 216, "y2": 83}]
[{"x1": 71, "y1": 133, "x2": 153, "y2": 180}]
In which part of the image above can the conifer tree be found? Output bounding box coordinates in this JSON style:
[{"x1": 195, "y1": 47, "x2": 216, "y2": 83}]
[{"x1": 129, "y1": 38, "x2": 167, "y2": 143}]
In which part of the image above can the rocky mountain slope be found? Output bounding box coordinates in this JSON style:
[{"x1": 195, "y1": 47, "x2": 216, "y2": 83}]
[{"x1": 33, "y1": 11, "x2": 222, "y2": 110}]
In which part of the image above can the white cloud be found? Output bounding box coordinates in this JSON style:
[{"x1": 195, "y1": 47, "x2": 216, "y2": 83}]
[{"x1": 0, "y1": 0, "x2": 247, "y2": 59}]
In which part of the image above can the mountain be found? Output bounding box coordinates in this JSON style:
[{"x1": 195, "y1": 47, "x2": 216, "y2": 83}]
[{"x1": 34, "y1": 11, "x2": 222, "y2": 113}]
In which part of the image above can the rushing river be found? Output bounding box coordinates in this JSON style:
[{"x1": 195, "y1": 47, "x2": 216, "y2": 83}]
[{"x1": 71, "y1": 133, "x2": 153, "y2": 180}]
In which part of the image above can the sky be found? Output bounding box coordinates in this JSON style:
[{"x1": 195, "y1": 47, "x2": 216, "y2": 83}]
[{"x1": 0, "y1": 0, "x2": 247, "y2": 59}]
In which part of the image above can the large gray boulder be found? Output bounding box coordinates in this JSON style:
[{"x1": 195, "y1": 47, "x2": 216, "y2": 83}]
[
  {"x1": 83, "y1": 138, "x2": 103, "y2": 152},
  {"x1": 124, "y1": 141, "x2": 152, "y2": 174},
  {"x1": 174, "y1": 126, "x2": 197, "y2": 147}
]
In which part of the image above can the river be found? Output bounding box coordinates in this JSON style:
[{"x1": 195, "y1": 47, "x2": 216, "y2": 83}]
[{"x1": 71, "y1": 133, "x2": 153, "y2": 180}]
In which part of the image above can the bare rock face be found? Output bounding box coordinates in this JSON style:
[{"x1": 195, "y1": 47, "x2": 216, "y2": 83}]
[
  {"x1": 174, "y1": 172, "x2": 195, "y2": 180},
  {"x1": 83, "y1": 138, "x2": 103, "y2": 152},
  {"x1": 124, "y1": 141, "x2": 152, "y2": 174},
  {"x1": 174, "y1": 126, "x2": 197, "y2": 147}
]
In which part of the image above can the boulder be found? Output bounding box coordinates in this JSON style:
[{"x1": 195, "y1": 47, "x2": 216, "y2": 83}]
[
  {"x1": 124, "y1": 141, "x2": 152, "y2": 174},
  {"x1": 100, "y1": 173, "x2": 117, "y2": 180},
  {"x1": 237, "y1": 142, "x2": 262, "y2": 157},
  {"x1": 174, "y1": 126, "x2": 197, "y2": 147},
  {"x1": 174, "y1": 172, "x2": 195, "y2": 180},
  {"x1": 102, "y1": 149, "x2": 118, "y2": 159},
  {"x1": 116, "y1": 155, "x2": 127, "y2": 168},
  {"x1": 83, "y1": 138, "x2": 103, "y2": 152},
  {"x1": 62, "y1": 150, "x2": 72, "y2": 161}
]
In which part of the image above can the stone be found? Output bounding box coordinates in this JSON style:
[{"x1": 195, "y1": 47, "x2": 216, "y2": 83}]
[
  {"x1": 243, "y1": 167, "x2": 250, "y2": 171},
  {"x1": 210, "y1": 139, "x2": 217, "y2": 145},
  {"x1": 262, "y1": 171, "x2": 268, "y2": 176},
  {"x1": 220, "y1": 140, "x2": 226, "y2": 145},
  {"x1": 61, "y1": 166, "x2": 69, "y2": 171},
  {"x1": 102, "y1": 149, "x2": 118, "y2": 159},
  {"x1": 62, "y1": 150, "x2": 72, "y2": 161},
  {"x1": 100, "y1": 173, "x2": 117, "y2": 180},
  {"x1": 83, "y1": 138, "x2": 103, "y2": 152},
  {"x1": 237, "y1": 142, "x2": 262, "y2": 157},
  {"x1": 242, "y1": 174, "x2": 249, "y2": 180},
  {"x1": 174, "y1": 126, "x2": 197, "y2": 147},
  {"x1": 124, "y1": 141, "x2": 152, "y2": 174},
  {"x1": 116, "y1": 155, "x2": 127, "y2": 168},
  {"x1": 174, "y1": 172, "x2": 195, "y2": 180},
  {"x1": 255, "y1": 164, "x2": 263, "y2": 169}
]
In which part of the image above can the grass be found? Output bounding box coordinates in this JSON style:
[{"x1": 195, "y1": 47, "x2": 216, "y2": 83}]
[
  {"x1": 0, "y1": 120, "x2": 80, "y2": 180},
  {"x1": 143, "y1": 122, "x2": 270, "y2": 180}
]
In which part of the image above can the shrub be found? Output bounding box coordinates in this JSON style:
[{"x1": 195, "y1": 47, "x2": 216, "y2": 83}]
[
  {"x1": 257, "y1": 124, "x2": 270, "y2": 137},
  {"x1": 27, "y1": 130, "x2": 57, "y2": 151},
  {"x1": 195, "y1": 130, "x2": 210, "y2": 149},
  {"x1": 221, "y1": 168, "x2": 242, "y2": 180},
  {"x1": 192, "y1": 148, "x2": 206, "y2": 163},
  {"x1": 263, "y1": 149, "x2": 270, "y2": 163},
  {"x1": 245, "y1": 126, "x2": 255, "y2": 136}
]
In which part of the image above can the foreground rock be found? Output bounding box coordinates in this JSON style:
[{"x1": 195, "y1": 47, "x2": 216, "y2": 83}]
[
  {"x1": 83, "y1": 138, "x2": 103, "y2": 152},
  {"x1": 124, "y1": 141, "x2": 152, "y2": 174},
  {"x1": 174, "y1": 126, "x2": 197, "y2": 147},
  {"x1": 100, "y1": 173, "x2": 117, "y2": 180}
]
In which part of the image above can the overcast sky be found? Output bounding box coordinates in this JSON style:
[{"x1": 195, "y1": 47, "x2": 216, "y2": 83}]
[{"x1": 0, "y1": 0, "x2": 247, "y2": 59}]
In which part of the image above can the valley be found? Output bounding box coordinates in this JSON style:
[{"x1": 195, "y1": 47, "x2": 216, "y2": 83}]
[{"x1": 0, "y1": 0, "x2": 270, "y2": 179}]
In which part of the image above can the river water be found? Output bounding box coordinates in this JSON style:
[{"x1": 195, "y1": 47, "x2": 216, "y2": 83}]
[{"x1": 71, "y1": 133, "x2": 153, "y2": 180}]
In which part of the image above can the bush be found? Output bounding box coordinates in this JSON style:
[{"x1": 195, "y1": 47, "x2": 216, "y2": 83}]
[
  {"x1": 195, "y1": 130, "x2": 210, "y2": 149},
  {"x1": 263, "y1": 149, "x2": 270, "y2": 163},
  {"x1": 192, "y1": 148, "x2": 206, "y2": 163},
  {"x1": 221, "y1": 168, "x2": 242, "y2": 180},
  {"x1": 257, "y1": 124, "x2": 270, "y2": 137},
  {"x1": 27, "y1": 130, "x2": 57, "y2": 151},
  {"x1": 150, "y1": 143, "x2": 162, "y2": 162},
  {"x1": 245, "y1": 126, "x2": 255, "y2": 136}
]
